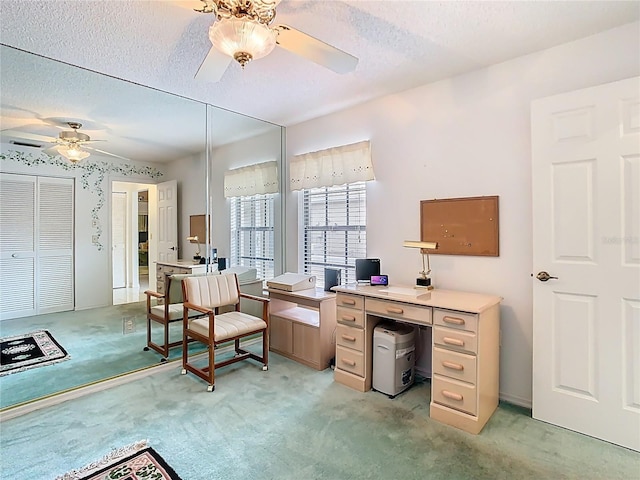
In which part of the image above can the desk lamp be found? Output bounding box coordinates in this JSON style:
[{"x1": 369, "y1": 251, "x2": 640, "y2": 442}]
[
  {"x1": 187, "y1": 236, "x2": 201, "y2": 262},
  {"x1": 403, "y1": 241, "x2": 438, "y2": 289}
]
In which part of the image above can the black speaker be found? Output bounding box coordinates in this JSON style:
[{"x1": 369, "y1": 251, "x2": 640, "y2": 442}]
[
  {"x1": 324, "y1": 267, "x2": 341, "y2": 291},
  {"x1": 217, "y1": 257, "x2": 226, "y2": 271}
]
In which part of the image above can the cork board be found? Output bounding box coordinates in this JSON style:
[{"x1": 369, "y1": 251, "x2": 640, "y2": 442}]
[
  {"x1": 420, "y1": 196, "x2": 499, "y2": 256},
  {"x1": 189, "y1": 214, "x2": 209, "y2": 243}
]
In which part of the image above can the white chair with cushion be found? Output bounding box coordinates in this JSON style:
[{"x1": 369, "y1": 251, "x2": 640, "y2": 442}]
[{"x1": 181, "y1": 273, "x2": 269, "y2": 391}]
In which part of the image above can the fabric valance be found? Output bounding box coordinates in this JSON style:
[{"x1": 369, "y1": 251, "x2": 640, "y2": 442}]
[
  {"x1": 289, "y1": 140, "x2": 374, "y2": 191},
  {"x1": 224, "y1": 161, "x2": 279, "y2": 198}
]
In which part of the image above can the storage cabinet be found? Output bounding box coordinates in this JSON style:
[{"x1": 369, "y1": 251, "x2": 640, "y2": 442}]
[
  {"x1": 267, "y1": 288, "x2": 336, "y2": 370},
  {"x1": 155, "y1": 261, "x2": 207, "y2": 296},
  {"x1": 332, "y1": 285, "x2": 501, "y2": 434}
]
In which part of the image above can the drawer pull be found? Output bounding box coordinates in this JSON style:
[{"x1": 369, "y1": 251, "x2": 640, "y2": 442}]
[
  {"x1": 341, "y1": 298, "x2": 356, "y2": 306},
  {"x1": 387, "y1": 307, "x2": 404, "y2": 314},
  {"x1": 442, "y1": 361, "x2": 464, "y2": 371},
  {"x1": 341, "y1": 315, "x2": 356, "y2": 322},
  {"x1": 443, "y1": 315, "x2": 465, "y2": 326},
  {"x1": 443, "y1": 337, "x2": 464, "y2": 347},
  {"x1": 341, "y1": 358, "x2": 356, "y2": 367},
  {"x1": 442, "y1": 390, "x2": 463, "y2": 401},
  {"x1": 341, "y1": 334, "x2": 356, "y2": 342}
]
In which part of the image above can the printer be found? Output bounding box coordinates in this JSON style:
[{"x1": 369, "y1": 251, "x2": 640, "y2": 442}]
[{"x1": 267, "y1": 272, "x2": 316, "y2": 292}]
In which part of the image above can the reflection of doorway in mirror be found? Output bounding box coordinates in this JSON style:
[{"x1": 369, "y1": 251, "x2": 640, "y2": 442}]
[{"x1": 112, "y1": 181, "x2": 156, "y2": 306}]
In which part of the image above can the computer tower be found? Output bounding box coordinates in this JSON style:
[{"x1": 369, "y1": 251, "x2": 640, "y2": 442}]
[{"x1": 324, "y1": 268, "x2": 341, "y2": 291}]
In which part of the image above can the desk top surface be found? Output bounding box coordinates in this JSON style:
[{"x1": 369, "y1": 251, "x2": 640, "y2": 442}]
[
  {"x1": 267, "y1": 287, "x2": 336, "y2": 301},
  {"x1": 155, "y1": 260, "x2": 206, "y2": 269},
  {"x1": 332, "y1": 284, "x2": 502, "y2": 313}
]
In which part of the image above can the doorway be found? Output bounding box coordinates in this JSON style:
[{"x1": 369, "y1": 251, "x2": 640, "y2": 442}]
[{"x1": 112, "y1": 181, "x2": 156, "y2": 306}]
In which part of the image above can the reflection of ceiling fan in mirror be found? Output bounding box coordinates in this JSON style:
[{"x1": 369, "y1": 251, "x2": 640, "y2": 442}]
[
  {"x1": 2, "y1": 122, "x2": 128, "y2": 163},
  {"x1": 194, "y1": 0, "x2": 359, "y2": 82}
]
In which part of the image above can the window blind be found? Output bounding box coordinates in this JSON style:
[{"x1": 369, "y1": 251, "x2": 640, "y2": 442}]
[
  {"x1": 290, "y1": 140, "x2": 374, "y2": 191},
  {"x1": 301, "y1": 181, "x2": 367, "y2": 286},
  {"x1": 230, "y1": 193, "x2": 275, "y2": 280}
]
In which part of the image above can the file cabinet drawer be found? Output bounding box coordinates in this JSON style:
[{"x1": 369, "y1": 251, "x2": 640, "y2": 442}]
[
  {"x1": 434, "y1": 309, "x2": 478, "y2": 333},
  {"x1": 366, "y1": 298, "x2": 432, "y2": 326},
  {"x1": 433, "y1": 347, "x2": 477, "y2": 384},
  {"x1": 337, "y1": 306, "x2": 365, "y2": 328},
  {"x1": 433, "y1": 325, "x2": 477, "y2": 354},
  {"x1": 336, "y1": 293, "x2": 364, "y2": 310},
  {"x1": 433, "y1": 374, "x2": 477, "y2": 416},
  {"x1": 336, "y1": 345, "x2": 365, "y2": 377},
  {"x1": 336, "y1": 324, "x2": 365, "y2": 352}
]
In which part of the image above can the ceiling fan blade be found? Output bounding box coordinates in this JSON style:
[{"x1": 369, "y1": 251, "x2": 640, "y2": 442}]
[
  {"x1": 43, "y1": 145, "x2": 61, "y2": 156},
  {"x1": 195, "y1": 46, "x2": 232, "y2": 82},
  {"x1": 275, "y1": 24, "x2": 358, "y2": 74},
  {"x1": 0, "y1": 130, "x2": 57, "y2": 144},
  {"x1": 85, "y1": 146, "x2": 132, "y2": 162}
]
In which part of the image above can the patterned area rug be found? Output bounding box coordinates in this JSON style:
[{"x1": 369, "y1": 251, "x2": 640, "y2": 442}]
[
  {"x1": 0, "y1": 329, "x2": 69, "y2": 376},
  {"x1": 55, "y1": 440, "x2": 182, "y2": 480}
]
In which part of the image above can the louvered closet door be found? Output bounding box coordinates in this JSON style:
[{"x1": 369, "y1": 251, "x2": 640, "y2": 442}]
[
  {"x1": 0, "y1": 174, "x2": 37, "y2": 319},
  {"x1": 37, "y1": 177, "x2": 74, "y2": 314},
  {"x1": 0, "y1": 174, "x2": 74, "y2": 320}
]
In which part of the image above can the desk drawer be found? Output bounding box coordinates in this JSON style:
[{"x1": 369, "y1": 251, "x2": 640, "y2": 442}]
[
  {"x1": 366, "y1": 298, "x2": 432, "y2": 326},
  {"x1": 434, "y1": 309, "x2": 477, "y2": 333},
  {"x1": 336, "y1": 293, "x2": 364, "y2": 311},
  {"x1": 433, "y1": 347, "x2": 477, "y2": 384},
  {"x1": 336, "y1": 324, "x2": 365, "y2": 352},
  {"x1": 433, "y1": 374, "x2": 477, "y2": 416},
  {"x1": 336, "y1": 345, "x2": 364, "y2": 377},
  {"x1": 337, "y1": 306, "x2": 365, "y2": 328},
  {"x1": 433, "y1": 326, "x2": 477, "y2": 354}
]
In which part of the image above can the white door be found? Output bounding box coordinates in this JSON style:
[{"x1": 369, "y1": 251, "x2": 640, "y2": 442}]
[
  {"x1": 0, "y1": 173, "x2": 74, "y2": 320},
  {"x1": 37, "y1": 176, "x2": 74, "y2": 315},
  {"x1": 157, "y1": 180, "x2": 178, "y2": 263},
  {"x1": 531, "y1": 76, "x2": 640, "y2": 451},
  {"x1": 112, "y1": 191, "x2": 127, "y2": 288},
  {"x1": 0, "y1": 174, "x2": 37, "y2": 319}
]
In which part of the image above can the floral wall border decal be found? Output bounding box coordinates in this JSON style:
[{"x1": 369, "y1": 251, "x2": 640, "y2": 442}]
[{"x1": 0, "y1": 150, "x2": 163, "y2": 251}]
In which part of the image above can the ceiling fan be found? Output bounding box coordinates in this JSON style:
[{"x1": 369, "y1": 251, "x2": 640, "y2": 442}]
[
  {"x1": 2, "y1": 122, "x2": 128, "y2": 163},
  {"x1": 194, "y1": 0, "x2": 359, "y2": 82}
]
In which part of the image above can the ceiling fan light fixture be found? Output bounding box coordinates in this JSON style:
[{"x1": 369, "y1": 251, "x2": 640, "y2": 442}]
[
  {"x1": 209, "y1": 16, "x2": 277, "y2": 67},
  {"x1": 57, "y1": 143, "x2": 90, "y2": 163}
]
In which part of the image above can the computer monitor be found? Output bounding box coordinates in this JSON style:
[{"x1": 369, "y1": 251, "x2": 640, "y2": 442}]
[
  {"x1": 138, "y1": 231, "x2": 148, "y2": 244},
  {"x1": 355, "y1": 258, "x2": 380, "y2": 283}
]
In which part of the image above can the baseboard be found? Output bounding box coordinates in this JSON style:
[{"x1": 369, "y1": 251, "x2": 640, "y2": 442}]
[
  {"x1": 499, "y1": 392, "x2": 532, "y2": 409},
  {"x1": 0, "y1": 338, "x2": 261, "y2": 422}
]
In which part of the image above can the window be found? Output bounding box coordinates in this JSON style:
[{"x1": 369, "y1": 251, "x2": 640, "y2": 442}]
[
  {"x1": 230, "y1": 193, "x2": 275, "y2": 280},
  {"x1": 301, "y1": 181, "x2": 366, "y2": 286}
]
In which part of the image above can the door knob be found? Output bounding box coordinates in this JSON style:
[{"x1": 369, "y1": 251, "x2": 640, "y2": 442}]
[
  {"x1": 536, "y1": 271, "x2": 558, "y2": 282},
  {"x1": 169, "y1": 246, "x2": 176, "y2": 251}
]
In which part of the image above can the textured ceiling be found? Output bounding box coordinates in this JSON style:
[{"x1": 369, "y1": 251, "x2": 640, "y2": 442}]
[{"x1": 1, "y1": 0, "x2": 639, "y2": 162}]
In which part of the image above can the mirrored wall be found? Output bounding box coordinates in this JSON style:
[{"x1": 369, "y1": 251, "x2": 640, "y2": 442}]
[{"x1": 0, "y1": 44, "x2": 284, "y2": 411}]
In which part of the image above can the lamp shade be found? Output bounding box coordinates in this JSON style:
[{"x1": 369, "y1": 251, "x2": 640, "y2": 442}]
[
  {"x1": 403, "y1": 241, "x2": 438, "y2": 250},
  {"x1": 209, "y1": 17, "x2": 277, "y2": 65},
  {"x1": 57, "y1": 144, "x2": 90, "y2": 163}
]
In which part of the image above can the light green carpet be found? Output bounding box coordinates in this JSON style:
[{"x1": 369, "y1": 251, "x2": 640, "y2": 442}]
[
  {"x1": 0, "y1": 302, "x2": 205, "y2": 409},
  {"x1": 1, "y1": 353, "x2": 638, "y2": 479}
]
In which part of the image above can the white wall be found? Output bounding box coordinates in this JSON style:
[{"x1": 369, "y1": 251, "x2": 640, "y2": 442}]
[
  {"x1": 209, "y1": 128, "x2": 284, "y2": 270},
  {"x1": 0, "y1": 145, "x2": 168, "y2": 310},
  {"x1": 285, "y1": 22, "x2": 640, "y2": 407},
  {"x1": 166, "y1": 152, "x2": 207, "y2": 261}
]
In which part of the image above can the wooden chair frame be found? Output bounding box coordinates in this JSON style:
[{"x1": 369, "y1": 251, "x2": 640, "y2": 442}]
[
  {"x1": 144, "y1": 276, "x2": 195, "y2": 361},
  {"x1": 181, "y1": 274, "x2": 269, "y2": 391}
]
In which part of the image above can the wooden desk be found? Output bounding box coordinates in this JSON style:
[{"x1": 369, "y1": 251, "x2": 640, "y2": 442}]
[
  {"x1": 155, "y1": 260, "x2": 207, "y2": 296},
  {"x1": 333, "y1": 285, "x2": 501, "y2": 434},
  {"x1": 267, "y1": 288, "x2": 336, "y2": 371}
]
